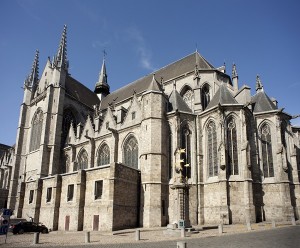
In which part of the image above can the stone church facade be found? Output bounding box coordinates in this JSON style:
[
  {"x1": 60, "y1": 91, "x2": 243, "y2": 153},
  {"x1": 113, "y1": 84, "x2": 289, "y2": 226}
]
[{"x1": 3, "y1": 26, "x2": 300, "y2": 231}]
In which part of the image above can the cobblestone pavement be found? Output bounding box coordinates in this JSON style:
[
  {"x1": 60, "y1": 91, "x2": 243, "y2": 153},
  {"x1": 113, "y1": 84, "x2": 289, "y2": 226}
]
[{"x1": 0, "y1": 222, "x2": 299, "y2": 247}]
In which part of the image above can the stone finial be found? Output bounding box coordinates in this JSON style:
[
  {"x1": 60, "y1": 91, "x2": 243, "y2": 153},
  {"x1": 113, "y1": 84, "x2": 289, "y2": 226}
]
[
  {"x1": 24, "y1": 50, "x2": 39, "y2": 89},
  {"x1": 256, "y1": 75, "x2": 264, "y2": 92},
  {"x1": 232, "y1": 63, "x2": 238, "y2": 78},
  {"x1": 53, "y1": 25, "x2": 69, "y2": 70}
]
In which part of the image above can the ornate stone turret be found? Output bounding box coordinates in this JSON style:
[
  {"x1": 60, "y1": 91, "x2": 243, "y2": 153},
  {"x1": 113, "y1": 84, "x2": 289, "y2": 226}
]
[
  {"x1": 94, "y1": 57, "x2": 110, "y2": 100},
  {"x1": 255, "y1": 75, "x2": 264, "y2": 92},
  {"x1": 24, "y1": 50, "x2": 39, "y2": 90},
  {"x1": 53, "y1": 25, "x2": 68, "y2": 70},
  {"x1": 232, "y1": 63, "x2": 238, "y2": 91}
]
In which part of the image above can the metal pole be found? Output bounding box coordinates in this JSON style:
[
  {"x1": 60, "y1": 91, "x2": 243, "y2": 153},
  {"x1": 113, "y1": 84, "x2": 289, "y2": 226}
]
[
  {"x1": 85, "y1": 231, "x2": 90, "y2": 243},
  {"x1": 33, "y1": 232, "x2": 39, "y2": 244},
  {"x1": 135, "y1": 229, "x2": 140, "y2": 241}
]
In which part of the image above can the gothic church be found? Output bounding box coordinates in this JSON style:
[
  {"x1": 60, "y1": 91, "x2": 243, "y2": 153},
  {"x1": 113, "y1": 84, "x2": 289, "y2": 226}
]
[{"x1": 2, "y1": 26, "x2": 300, "y2": 231}]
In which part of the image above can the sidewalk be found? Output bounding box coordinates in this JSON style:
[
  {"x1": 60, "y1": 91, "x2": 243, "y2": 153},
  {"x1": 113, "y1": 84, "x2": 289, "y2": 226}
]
[{"x1": 0, "y1": 221, "x2": 298, "y2": 247}]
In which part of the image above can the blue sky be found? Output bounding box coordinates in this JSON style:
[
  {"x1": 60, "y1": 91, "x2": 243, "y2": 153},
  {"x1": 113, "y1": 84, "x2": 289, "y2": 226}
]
[{"x1": 0, "y1": 0, "x2": 299, "y2": 145}]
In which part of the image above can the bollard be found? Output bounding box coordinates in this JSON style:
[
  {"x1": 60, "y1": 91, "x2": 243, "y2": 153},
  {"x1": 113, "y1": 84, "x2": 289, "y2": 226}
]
[
  {"x1": 291, "y1": 216, "x2": 296, "y2": 226},
  {"x1": 85, "y1": 231, "x2": 90, "y2": 243},
  {"x1": 177, "y1": 241, "x2": 187, "y2": 248},
  {"x1": 218, "y1": 223, "x2": 223, "y2": 234},
  {"x1": 135, "y1": 229, "x2": 140, "y2": 241},
  {"x1": 246, "y1": 222, "x2": 252, "y2": 231},
  {"x1": 272, "y1": 220, "x2": 276, "y2": 228},
  {"x1": 180, "y1": 228, "x2": 185, "y2": 238},
  {"x1": 33, "y1": 232, "x2": 39, "y2": 244}
]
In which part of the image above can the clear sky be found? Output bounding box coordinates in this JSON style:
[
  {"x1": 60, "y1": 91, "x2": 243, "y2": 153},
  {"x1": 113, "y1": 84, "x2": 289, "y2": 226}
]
[{"x1": 0, "y1": 0, "x2": 299, "y2": 146}]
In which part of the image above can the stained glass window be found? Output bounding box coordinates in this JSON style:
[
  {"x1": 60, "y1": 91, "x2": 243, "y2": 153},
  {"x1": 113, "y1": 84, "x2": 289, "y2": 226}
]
[
  {"x1": 261, "y1": 124, "x2": 274, "y2": 177},
  {"x1": 124, "y1": 136, "x2": 138, "y2": 169},
  {"x1": 97, "y1": 144, "x2": 110, "y2": 166},
  {"x1": 207, "y1": 121, "x2": 218, "y2": 177},
  {"x1": 77, "y1": 149, "x2": 88, "y2": 170},
  {"x1": 29, "y1": 109, "x2": 43, "y2": 152},
  {"x1": 181, "y1": 126, "x2": 191, "y2": 178},
  {"x1": 227, "y1": 117, "x2": 239, "y2": 175}
]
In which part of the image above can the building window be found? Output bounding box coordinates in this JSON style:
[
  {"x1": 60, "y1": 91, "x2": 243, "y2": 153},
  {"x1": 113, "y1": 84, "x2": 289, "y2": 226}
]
[
  {"x1": 77, "y1": 149, "x2": 88, "y2": 170},
  {"x1": 261, "y1": 123, "x2": 274, "y2": 177},
  {"x1": 207, "y1": 121, "x2": 218, "y2": 177},
  {"x1": 67, "y1": 184, "x2": 74, "y2": 201},
  {"x1": 181, "y1": 87, "x2": 194, "y2": 111},
  {"x1": 29, "y1": 190, "x2": 34, "y2": 204},
  {"x1": 61, "y1": 109, "x2": 76, "y2": 148},
  {"x1": 97, "y1": 144, "x2": 110, "y2": 166},
  {"x1": 65, "y1": 155, "x2": 71, "y2": 173},
  {"x1": 29, "y1": 109, "x2": 43, "y2": 152},
  {"x1": 132, "y1": 111, "x2": 136, "y2": 120},
  {"x1": 181, "y1": 125, "x2": 191, "y2": 179},
  {"x1": 124, "y1": 136, "x2": 139, "y2": 169},
  {"x1": 94, "y1": 180, "x2": 103, "y2": 200},
  {"x1": 201, "y1": 84, "x2": 210, "y2": 110},
  {"x1": 227, "y1": 117, "x2": 239, "y2": 175},
  {"x1": 46, "y1": 187, "x2": 52, "y2": 202},
  {"x1": 106, "y1": 122, "x2": 109, "y2": 129}
]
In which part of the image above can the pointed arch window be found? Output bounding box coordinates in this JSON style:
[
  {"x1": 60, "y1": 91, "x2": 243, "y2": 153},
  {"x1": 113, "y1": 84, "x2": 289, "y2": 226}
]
[
  {"x1": 261, "y1": 124, "x2": 274, "y2": 177},
  {"x1": 181, "y1": 87, "x2": 194, "y2": 111},
  {"x1": 62, "y1": 109, "x2": 77, "y2": 148},
  {"x1": 97, "y1": 144, "x2": 110, "y2": 166},
  {"x1": 65, "y1": 155, "x2": 70, "y2": 173},
  {"x1": 29, "y1": 109, "x2": 43, "y2": 152},
  {"x1": 227, "y1": 117, "x2": 239, "y2": 175},
  {"x1": 181, "y1": 125, "x2": 191, "y2": 179},
  {"x1": 124, "y1": 136, "x2": 139, "y2": 169},
  {"x1": 207, "y1": 121, "x2": 218, "y2": 177},
  {"x1": 77, "y1": 149, "x2": 88, "y2": 170},
  {"x1": 201, "y1": 84, "x2": 210, "y2": 110}
]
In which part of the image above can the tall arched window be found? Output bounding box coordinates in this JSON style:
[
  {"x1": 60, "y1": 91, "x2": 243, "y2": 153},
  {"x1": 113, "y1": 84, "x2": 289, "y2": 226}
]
[
  {"x1": 29, "y1": 109, "x2": 43, "y2": 152},
  {"x1": 62, "y1": 109, "x2": 77, "y2": 148},
  {"x1": 207, "y1": 121, "x2": 218, "y2": 177},
  {"x1": 227, "y1": 117, "x2": 239, "y2": 175},
  {"x1": 261, "y1": 124, "x2": 274, "y2": 177},
  {"x1": 181, "y1": 125, "x2": 191, "y2": 179},
  {"x1": 201, "y1": 84, "x2": 210, "y2": 110},
  {"x1": 181, "y1": 87, "x2": 194, "y2": 111},
  {"x1": 124, "y1": 136, "x2": 139, "y2": 169},
  {"x1": 65, "y1": 155, "x2": 70, "y2": 173},
  {"x1": 97, "y1": 144, "x2": 110, "y2": 166},
  {"x1": 77, "y1": 149, "x2": 88, "y2": 170}
]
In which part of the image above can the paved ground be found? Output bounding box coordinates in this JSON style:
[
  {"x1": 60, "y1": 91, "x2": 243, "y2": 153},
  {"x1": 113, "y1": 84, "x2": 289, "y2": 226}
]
[{"x1": 0, "y1": 222, "x2": 299, "y2": 248}]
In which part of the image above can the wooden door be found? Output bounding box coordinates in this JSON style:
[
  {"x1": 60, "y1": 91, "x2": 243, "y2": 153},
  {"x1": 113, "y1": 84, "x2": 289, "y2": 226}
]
[
  {"x1": 65, "y1": 215, "x2": 70, "y2": 231},
  {"x1": 93, "y1": 215, "x2": 99, "y2": 231}
]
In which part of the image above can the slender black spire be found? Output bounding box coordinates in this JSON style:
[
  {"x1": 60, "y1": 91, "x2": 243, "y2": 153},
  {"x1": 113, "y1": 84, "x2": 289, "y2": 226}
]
[
  {"x1": 94, "y1": 54, "x2": 110, "y2": 99},
  {"x1": 53, "y1": 25, "x2": 68, "y2": 70},
  {"x1": 24, "y1": 50, "x2": 39, "y2": 89}
]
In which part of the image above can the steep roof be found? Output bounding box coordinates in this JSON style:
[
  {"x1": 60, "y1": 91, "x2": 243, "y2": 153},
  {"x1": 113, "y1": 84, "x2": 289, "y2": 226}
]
[
  {"x1": 251, "y1": 91, "x2": 277, "y2": 113},
  {"x1": 65, "y1": 75, "x2": 100, "y2": 108},
  {"x1": 100, "y1": 52, "x2": 214, "y2": 110},
  {"x1": 206, "y1": 83, "x2": 238, "y2": 109},
  {"x1": 168, "y1": 89, "x2": 192, "y2": 113}
]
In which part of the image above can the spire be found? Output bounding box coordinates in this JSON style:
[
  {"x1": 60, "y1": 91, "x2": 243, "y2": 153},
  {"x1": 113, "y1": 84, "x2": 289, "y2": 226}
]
[
  {"x1": 24, "y1": 50, "x2": 39, "y2": 89},
  {"x1": 53, "y1": 25, "x2": 68, "y2": 70},
  {"x1": 232, "y1": 63, "x2": 238, "y2": 78},
  {"x1": 147, "y1": 74, "x2": 163, "y2": 92},
  {"x1": 94, "y1": 54, "x2": 110, "y2": 100},
  {"x1": 256, "y1": 75, "x2": 264, "y2": 92}
]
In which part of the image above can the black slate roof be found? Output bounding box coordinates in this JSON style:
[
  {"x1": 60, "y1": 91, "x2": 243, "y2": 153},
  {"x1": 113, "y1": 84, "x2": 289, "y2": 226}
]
[
  {"x1": 168, "y1": 89, "x2": 192, "y2": 113},
  {"x1": 206, "y1": 83, "x2": 238, "y2": 109},
  {"x1": 65, "y1": 75, "x2": 100, "y2": 108},
  {"x1": 251, "y1": 91, "x2": 277, "y2": 113},
  {"x1": 100, "y1": 52, "x2": 214, "y2": 110}
]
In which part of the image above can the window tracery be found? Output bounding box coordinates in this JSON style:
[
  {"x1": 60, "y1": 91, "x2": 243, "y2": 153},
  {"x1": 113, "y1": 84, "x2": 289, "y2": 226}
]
[
  {"x1": 182, "y1": 89, "x2": 194, "y2": 111},
  {"x1": 29, "y1": 109, "x2": 43, "y2": 152},
  {"x1": 261, "y1": 124, "x2": 274, "y2": 177},
  {"x1": 124, "y1": 136, "x2": 138, "y2": 169},
  {"x1": 77, "y1": 149, "x2": 88, "y2": 170},
  {"x1": 227, "y1": 117, "x2": 239, "y2": 175},
  {"x1": 201, "y1": 84, "x2": 210, "y2": 110},
  {"x1": 181, "y1": 125, "x2": 191, "y2": 179},
  {"x1": 207, "y1": 121, "x2": 218, "y2": 177},
  {"x1": 97, "y1": 144, "x2": 110, "y2": 166}
]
